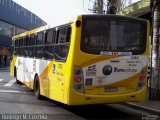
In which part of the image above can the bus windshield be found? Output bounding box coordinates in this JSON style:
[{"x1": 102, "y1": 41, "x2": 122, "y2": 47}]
[{"x1": 81, "y1": 18, "x2": 147, "y2": 55}]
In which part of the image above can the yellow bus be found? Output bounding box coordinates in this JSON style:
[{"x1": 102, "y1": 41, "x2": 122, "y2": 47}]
[{"x1": 10, "y1": 14, "x2": 150, "y2": 105}]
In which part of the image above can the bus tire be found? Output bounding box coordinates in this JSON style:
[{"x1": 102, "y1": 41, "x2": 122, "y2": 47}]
[
  {"x1": 34, "y1": 75, "x2": 42, "y2": 100},
  {"x1": 15, "y1": 68, "x2": 21, "y2": 84},
  {"x1": 14, "y1": 67, "x2": 16, "y2": 77}
]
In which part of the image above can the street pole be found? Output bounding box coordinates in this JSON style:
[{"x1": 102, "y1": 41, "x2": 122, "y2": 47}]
[{"x1": 150, "y1": 0, "x2": 160, "y2": 100}]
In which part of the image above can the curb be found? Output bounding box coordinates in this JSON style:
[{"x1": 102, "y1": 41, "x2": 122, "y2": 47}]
[
  {"x1": 0, "y1": 68, "x2": 9, "y2": 72},
  {"x1": 123, "y1": 102, "x2": 160, "y2": 115}
]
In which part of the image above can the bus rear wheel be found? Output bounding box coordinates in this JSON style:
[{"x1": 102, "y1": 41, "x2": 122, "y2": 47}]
[{"x1": 34, "y1": 75, "x2": 42, "y2": 100}]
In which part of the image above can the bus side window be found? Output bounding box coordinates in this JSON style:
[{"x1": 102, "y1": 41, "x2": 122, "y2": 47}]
[
  {"x1": 23, "y1": 37, "x2": 26, "y2": 46},
  {"x1": 55, "y1": 27, "x2": 71, "y2": 61},
  {"x1": 23, "y1": 37, "x2": 27, "y2": 57},
  {"x1": 26, "y1": 36, "x2": 30, "y2": 46},
  {"x1": 35, "y1": 32, "x2": 44, "y2": 58},
  {"x1": 28, "y1": 34, "x2": 36, "y2": 57},
  {"x1": 25, "y1": 36, "x2": 30, "y2": 57},
  {"x1": 14, "y1": 39, "x2": 18, "y2": 55},
  {"x1": 66, "y1": 27, "x2": 71, "y2": 42},
  {"x1": 16, "y1": 39, "x2": 19, "y2": 56},
  {"x1": 30, "y1": 34, "x2": 36, "y2": 45},
  {"x1": 46, "y1": 30, "x2": 54, "y2": 44},
  {"x1": 44, "y1": 30, "x2": 56, "y2": 60},
  {"x1": 37, "y1": 32, "x2": 44, "y2": 45},
  {"x1": 57, "y1": 27, "x2": 71, "y2": 43},
  {"x1": 19, "y1": 37, "x2": 23, "y2": 56}
]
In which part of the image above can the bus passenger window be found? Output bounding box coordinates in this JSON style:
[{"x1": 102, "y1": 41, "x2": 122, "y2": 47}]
[
  {"x1": 24, "y1": 36, "x2": 30, "y2": 57},
  {"x1": 57, "y1": 27, "x2": 71, "y2": 43},
  {"x1": 44, "y1": 45, "x2": 55, "y2": 60},
  {"x1": 16, "y1": 39, "x2": 19, "y2": 55},
  {"x1": 37, "y1": 32, "x2": 43, "y2": 45},
  {"x1": 55, "y1": 27, "x2": 71, "y2": 61},
  {"x1": 23, "y1": 37, "x2": 27, "y2": 57},
  {"x1": 14, "y1": 40, "x2": 18, "y2": 55},
  {"x1": 30, "y1": 34, "x2": 36, "y2": 45},
  {"x1": 19, "y1": 38, "x2": 23, "y2": 46},
  {"x1": 28, "y1": 35, "x2": 36, "y2": 57},
  {"x1": 43, "y1": 30, "x2": 56, "y2": 60},
  {"x1": 46, "y1": 30, "x2": 55, "y2": 44},
  {"x1": 18, "y1": 38, "x2": 24, "y2": 56},
  {"x1": 35, "y1": 32, "x2": 44, "y2": 58}
]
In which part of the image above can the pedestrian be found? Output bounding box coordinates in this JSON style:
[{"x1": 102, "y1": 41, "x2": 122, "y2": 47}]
[{"x1": 3, "y1": 55, "x2": 7, "y2": 68}]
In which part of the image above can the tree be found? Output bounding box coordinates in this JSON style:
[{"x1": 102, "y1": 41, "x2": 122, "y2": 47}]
[{"x1": 150, "y1": 0, "x2": 160, "y2": 100}]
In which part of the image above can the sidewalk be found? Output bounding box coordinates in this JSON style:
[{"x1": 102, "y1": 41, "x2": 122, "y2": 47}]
[
  {"x1": 0, "y1": 67, "x2": 10, "y2": 72},
  {"x1": 125, "y1": 89, "x2": 160, "y2": 115}
]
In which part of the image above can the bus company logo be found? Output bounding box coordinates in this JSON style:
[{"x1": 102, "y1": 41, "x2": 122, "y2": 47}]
[
  {"x1": 114, "y1": 67, "x2": 137, "y2": 73},
  {"x1": 103, "y1": 65, "x2": 112, "y2": 75},
  {"x1": 86, "y1": 65, "x2": 96, "y2": 76}
]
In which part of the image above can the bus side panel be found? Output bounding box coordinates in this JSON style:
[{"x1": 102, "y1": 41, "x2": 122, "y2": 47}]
[
  {"x1": 16, "y1": 57, "x2": 35, "y2": 89},
  {"x1": 16, "y1": 57, "x2": 24, "y2": 83},
  {"x1": 23, "y1": 58, "x2": 34, "y2": 89},
  {"x1": 47, "y1": 62, "x2": 66, "y2": 103},
  {"x1": 38, "y1": 60, "x2": 66, "y2": 104},
  {"x1": 38, "y1": 59, "x2": 50, "y2": 97},
  {"x1": 65, "y1": 20, "x2": 83, "y2": 105}
]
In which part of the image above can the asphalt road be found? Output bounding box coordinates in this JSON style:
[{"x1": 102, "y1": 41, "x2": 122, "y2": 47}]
[{"x1": 0, "y1": 70, "x2": 151, "y2": 120}]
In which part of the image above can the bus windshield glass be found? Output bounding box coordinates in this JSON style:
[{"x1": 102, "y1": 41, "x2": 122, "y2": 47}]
[{"x1": 81, "y1": 18, "x2": 147, "y2": 55}]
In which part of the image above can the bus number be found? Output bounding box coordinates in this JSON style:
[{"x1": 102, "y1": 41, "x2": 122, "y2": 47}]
[
  {"x1": 58, "y1": 64, "x2": 63, "y2": 69},
  {"x1": 131, "y1": 56, "x2": 139, "y2": 60}
]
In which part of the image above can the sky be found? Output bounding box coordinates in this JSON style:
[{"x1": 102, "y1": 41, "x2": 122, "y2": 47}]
[
  {"x1": 12, "y1": 0, "x2": 140, "y2": 27},
  {"x1": 12, "y1": 0, "x2": 89, "y2": 27}
]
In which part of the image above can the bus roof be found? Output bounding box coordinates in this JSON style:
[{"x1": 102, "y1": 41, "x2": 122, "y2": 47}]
[
  {"x1": 12, "y1": 14, "x2": 147, "y2": 41},
  {"x1": 12, "y1": 26, "x2": 47, "y2": 40}
]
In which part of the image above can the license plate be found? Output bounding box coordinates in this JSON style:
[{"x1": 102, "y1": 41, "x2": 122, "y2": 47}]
[{"x1": 104, "y1": 87, "x2": 118, "y2": 92}]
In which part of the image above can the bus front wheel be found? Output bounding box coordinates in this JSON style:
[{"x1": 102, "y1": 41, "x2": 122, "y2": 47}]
[{"x1": 34, "y1": 75, "x2": 42, "y2": 100}]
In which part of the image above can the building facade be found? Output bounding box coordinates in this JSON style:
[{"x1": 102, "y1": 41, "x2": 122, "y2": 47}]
[{"x1": 0, "y1": 0, "x2": 47, "y2": 56}]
